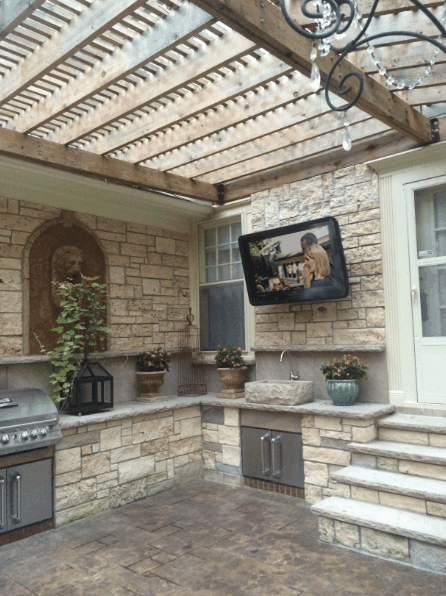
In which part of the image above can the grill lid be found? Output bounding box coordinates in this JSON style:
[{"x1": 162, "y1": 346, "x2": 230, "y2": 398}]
[{"x1": 0, "y1": 388, "x2": 59, "y2": 428}]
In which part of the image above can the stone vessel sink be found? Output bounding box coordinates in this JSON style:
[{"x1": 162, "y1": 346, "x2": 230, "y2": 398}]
[{"x1": 245, "y1": 380, "x2": 314, "y2": 406}]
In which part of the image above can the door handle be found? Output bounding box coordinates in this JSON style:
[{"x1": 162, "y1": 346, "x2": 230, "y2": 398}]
[
  {"x1": 11, "y1": 472, "x2": 21, "y2": 524},
  {"x1": 412, "y1": 286, "x2": 417, "y2": 302},
  {"x1": 260, "y1": 433, "x2": 271, "y2": 476},
  {"x1": 0, "y1": 477, "x2": 5, "y2": 529},
  {"x1": 271, "y1": 435, "x2": 283, "y2": 479}
]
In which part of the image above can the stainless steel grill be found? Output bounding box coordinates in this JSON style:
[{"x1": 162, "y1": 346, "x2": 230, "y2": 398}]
[{"x1": 0, "y1": 388, "x2": 62, "y2": 456}]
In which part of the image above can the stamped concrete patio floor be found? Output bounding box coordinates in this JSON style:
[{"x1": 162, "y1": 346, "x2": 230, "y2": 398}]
[{"x1": 1, "y1": 481, "x2": 445, "y2": 596}]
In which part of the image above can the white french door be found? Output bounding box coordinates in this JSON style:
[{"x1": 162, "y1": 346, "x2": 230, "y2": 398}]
[{"x1": 407, "y1": 179, "x2": 446, "y2": 404}]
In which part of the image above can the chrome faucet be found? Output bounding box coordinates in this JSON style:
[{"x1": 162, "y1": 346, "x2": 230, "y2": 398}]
[{"x1": 280, "y1": 350, "x2": 299, "y2": 380}]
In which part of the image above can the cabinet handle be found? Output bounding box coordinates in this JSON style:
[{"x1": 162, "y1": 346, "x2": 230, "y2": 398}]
[
  {"x1": 271, "y1": 435, "x2": 283, "y2": 479},
  {"x1": 11, "y1": 472, "x2": 21, "y2": 524},
  {"x1": 0, "y1": 477, "x2": 5, "y2": 529},
  {"x1": 260, "y1": 433, "x2": 271, "y2": 476}
]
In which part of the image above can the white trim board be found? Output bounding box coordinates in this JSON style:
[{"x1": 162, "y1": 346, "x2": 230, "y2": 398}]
[
  {"x1": 368, "y1": 143, "x2": 446, "y2": 406},
  {"x1": 0, "y1": 155, "x2": 213, "y2": 232}
]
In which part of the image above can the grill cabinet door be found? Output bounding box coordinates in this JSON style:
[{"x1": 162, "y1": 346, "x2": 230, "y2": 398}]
[
  {"x1": 241, "y1": 427, "x2": 272, "y2": 481},
  {"x1": 271, "y1": 431, "x2": 304, "y2": 488},
  {"x1": 0, "y1": 469, "x2": 7, "y2": 534},
  {"x1": 7, "y1": 459, "x2": 52, "y2": 530}
]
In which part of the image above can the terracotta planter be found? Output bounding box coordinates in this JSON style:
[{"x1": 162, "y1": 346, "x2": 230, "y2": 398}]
[
  {"x1": 217, "y1": 366, "x2": 248, "y2": 399},
  {"x1": 136, "y1": 370, "x2": 167, "y2": 401}
]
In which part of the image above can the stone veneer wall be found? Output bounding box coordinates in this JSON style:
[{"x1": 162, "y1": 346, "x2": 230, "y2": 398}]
[
  {"x1": 250, "y1": 165, "x2": 385, "y2": 346},
  {"x1": 55, "y1": 406, "x2": 202, "y2": 526},
  {"x1": 301, "y1": 414, "x2": 377, "y2": 503},
  {"x1": 0, "y1": 197, "x2": 190, "y2": 355}
]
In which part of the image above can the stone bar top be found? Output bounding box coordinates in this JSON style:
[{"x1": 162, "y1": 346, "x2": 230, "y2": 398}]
[
  {"x1": 252, "y1": 344, "x2": 386, "y2": 352},
  {"x1": 58, "y1": 396, "x2": 395, "y2": 430}
]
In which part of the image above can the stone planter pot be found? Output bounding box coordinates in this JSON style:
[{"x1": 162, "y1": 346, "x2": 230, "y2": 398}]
[
  {"x1": 326, "y1": 379, "x2": 360, "y2": 406},
  {"x1": 136, "y1": 370, "x2": 167, "y2": 401},
  {"x1": 217, "y1": 366, "x2": 248, "y2": 399}
]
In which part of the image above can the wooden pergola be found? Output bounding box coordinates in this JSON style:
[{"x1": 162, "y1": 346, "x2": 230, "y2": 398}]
[{"x1": 0, "y1": 0, "x2": 444, "y2": 205}]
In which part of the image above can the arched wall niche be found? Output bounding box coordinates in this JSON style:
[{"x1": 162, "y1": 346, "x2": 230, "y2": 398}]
[{"x1": 23, "y1": 210, "x2": 109, "y2": 355}]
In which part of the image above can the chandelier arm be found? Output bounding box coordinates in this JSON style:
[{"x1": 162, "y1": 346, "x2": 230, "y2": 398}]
[
  {"x1": 335, "y1": 1, "x2": 355, "y2": 36},
  {"x1": 279, "y1": 0, "x2": 342, "y2": 39},
  {"x1": 324, "y1": 30, "x2": 446, "y2": 113},
  {"x1": 329, "y1": 0, "x2": 380, "y2": 54}
]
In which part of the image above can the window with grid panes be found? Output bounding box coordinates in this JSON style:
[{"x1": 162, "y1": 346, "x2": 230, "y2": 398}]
[{"x1": 199, "y1": 218, "x2": 245, "y2": 350}]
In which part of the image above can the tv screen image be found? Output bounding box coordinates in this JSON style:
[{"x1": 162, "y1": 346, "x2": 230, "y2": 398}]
[{"x1": 238, "y1": 216, "x2": 349, "y2": 306}]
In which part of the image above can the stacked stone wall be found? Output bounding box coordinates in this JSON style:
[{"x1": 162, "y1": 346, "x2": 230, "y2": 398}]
[
  {"x1": 250, "y1": 165, "x2": 385, "y2": 346},
  {"x1": 302, "y1": 414, "x2": 377, "y2": 503},
  {"x1": 55, "y1": 405, "x2": 202, "y2": 526},
  {"x1": 0, "y1": 197, "x2": 190, "y2": 355}
]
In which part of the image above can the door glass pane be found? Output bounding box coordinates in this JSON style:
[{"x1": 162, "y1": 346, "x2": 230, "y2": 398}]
[
  {"x1": 200, "y1": 282, "x2": 245, "y2": 350},
  {"x1": 419, "y1": 265, "x2": 446, "y2": 337},
  {"x1": 415, "y1": 185, "x2": 446, "y2": 258},
  {"x1": 204, "y1": 228, "x2": 216, "y2": 247}
]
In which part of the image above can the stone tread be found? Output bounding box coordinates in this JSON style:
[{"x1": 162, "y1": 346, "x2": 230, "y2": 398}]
[
  {"x1": 332, "y1": 465, "x2": 446, "y2": 504},
  {"x1": 377, "y1": 413, "x2": 446, "y2": 435},
  {"x1": 349, "y1": 440, "x2": 446, "y2": 465},
  {"x1": 312, "y1": 496, "x2": 446, "y2": 547}
]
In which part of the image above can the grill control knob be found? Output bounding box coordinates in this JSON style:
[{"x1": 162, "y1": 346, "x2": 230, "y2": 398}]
[
  {"x1": 1, "y1": 434, "x2": 9, "y2": 444},
  {"x1": 21, "y1": 431, "x2": 30, "y2": 440},
  {"x1": 30, "y1": 429, "x2": 38, "y2": 439},
  {"x1": 39, "y1": 427, "x2": 48, "y2": 437}
]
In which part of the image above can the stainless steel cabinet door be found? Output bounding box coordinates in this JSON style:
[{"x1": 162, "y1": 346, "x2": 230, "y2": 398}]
[
  {"x1": 8, "y1": 459, "x2": 52, "y2": 530},
  {"x1": 271, "y1": 431, "x2": 304, "y2": 488},
  {"x1": 241, "y1": 427, "x2": 273, "y2": 481},
  {"x1": 0, "y1": 469, "x2": 6, "y2": 534}
]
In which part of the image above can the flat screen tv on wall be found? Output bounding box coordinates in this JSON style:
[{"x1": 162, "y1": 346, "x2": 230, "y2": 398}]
[{"x1": 238, "y1": 216, "x2": 349, "y2": 306}]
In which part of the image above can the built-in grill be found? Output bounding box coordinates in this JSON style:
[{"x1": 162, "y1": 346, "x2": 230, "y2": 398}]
[
  {"x1": 0, "y1": 388, "x2": 62, "y2": 455},
  {"x1": 0, "y1": 388, "x2": 62, "y2": 544}
]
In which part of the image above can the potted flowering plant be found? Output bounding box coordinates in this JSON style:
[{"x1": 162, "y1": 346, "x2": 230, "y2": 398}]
[
  {"x1": 321, "y1": 354, "x2": 369, "y2": 406},
  {"x1": 215, "y1": 345, "x2": 247, "y2": 399},
  {"x1": 136, "y1": 347, "x2": 171, "y2": 401}
]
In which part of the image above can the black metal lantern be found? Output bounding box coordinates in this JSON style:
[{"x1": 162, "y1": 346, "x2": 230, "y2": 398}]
[{"x1": 66, "y1": 360, "x2": 113, "y2": 415}]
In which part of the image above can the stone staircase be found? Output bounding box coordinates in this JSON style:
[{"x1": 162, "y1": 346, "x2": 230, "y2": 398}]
[{"x1": 312, "y1": 413, "x2": 446, "y2": 573}]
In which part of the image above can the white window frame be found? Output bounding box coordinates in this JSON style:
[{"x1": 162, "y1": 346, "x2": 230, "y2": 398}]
[{"x1": 189, "y1": 198, "x2": 255, "y2": 363}]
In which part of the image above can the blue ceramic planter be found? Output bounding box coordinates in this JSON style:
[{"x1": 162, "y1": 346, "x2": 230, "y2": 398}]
[{"x1": 326, "y1": 380, "x2": 360, "y2": 406}]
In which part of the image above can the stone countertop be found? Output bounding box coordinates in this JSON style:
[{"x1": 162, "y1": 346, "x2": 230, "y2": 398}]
[
  {"x1": 58, "y1": 396, "x2": 395, "y2": 429},
  {"x1": 252, "y1": 344, "x2": 386, "y2": 352}
]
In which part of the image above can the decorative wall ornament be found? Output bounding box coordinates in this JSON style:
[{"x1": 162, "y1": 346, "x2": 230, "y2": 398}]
[{"x1": 279, "y1": 0, "x2": 446, "y2": 149}]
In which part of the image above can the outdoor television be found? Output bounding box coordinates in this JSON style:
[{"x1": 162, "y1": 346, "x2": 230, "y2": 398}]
[{"x1": 238, "y1": 216, "x2": 349, "y2": 306}]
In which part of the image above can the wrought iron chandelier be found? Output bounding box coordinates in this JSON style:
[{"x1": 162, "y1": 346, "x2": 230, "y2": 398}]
[{"x1": 279, "y1": 0, "x2": 446, "y2": 150}]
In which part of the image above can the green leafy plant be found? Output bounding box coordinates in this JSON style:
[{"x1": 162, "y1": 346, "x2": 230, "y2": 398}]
[
  {"x1": 321, "y1": 354, "x2": 369, "y2": 381},
  {"x1": 215, "y1": 345, "x2": 245, "y2": 369},
  {"x1": 37, "y1": 275, "x2": 111, "y2": 405},
  {"x1": 136, "y1": 347, "x2": 171, "y2": 372}
]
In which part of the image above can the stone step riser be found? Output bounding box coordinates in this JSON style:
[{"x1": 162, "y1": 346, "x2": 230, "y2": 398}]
[
  {"x1": 351, "y1": 452, "x2": 446, "y2": 482},
  {"x1": 318, "y1": 516, "x2": 446, "y2": 574},
  {"x1": 378, "y1": 427, "x2": 446, "y2": 448},
  {"x1": 331, "y1": 482, "x2": 446, "y2": 518}
]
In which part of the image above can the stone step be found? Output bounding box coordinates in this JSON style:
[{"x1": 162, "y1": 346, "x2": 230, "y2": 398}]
[
  {"x1": 312, "y1": 496, "x2": 446, "y2": 547},
  {"x1": 378, "y1": 413, "x2": 446, "y2": 433},
  {"x1": 332, "y1": 465, "x2": 446, "y2": 514},
  {"x1": 312, "y1": 497, "x2": 446, "y2": 573},
  {"x1": 349, "y1": 440, "x2": 446, "y2": 466}
]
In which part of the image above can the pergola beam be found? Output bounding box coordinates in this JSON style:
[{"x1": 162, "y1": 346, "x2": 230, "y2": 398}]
[
  {"x1": 190, "y1": 0, "x2": 433, "y2": 143},
  {"x1": 11, "y1": 2, "x2": 214, "y2": 134},
  {"x1": 0, "y1": 129, "x2": 218, "y2": 203},
  {"x1": 0, "y1": 0, "x2": 46, "y2": 36}
]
